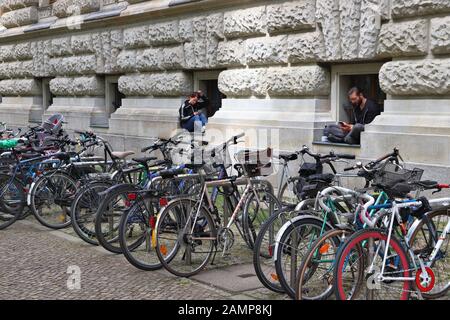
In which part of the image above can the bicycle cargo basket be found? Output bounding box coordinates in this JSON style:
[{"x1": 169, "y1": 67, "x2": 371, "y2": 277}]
[
  {"x1": 236, "y1": 148, "x2": 273, "y2": 178},
  {"x1": 372, "y1": 162, "x2": 423, "y2": 189}
]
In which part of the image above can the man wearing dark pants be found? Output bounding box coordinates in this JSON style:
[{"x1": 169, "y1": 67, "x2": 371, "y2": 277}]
[
  {"x1": 179, "y1": 93, "x2": 208, "y2": 133},
  {"x1": 340, "y1": 87, "x2": 381, "y2": 144}
]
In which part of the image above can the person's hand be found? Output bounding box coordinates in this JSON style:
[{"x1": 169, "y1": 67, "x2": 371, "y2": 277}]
[
  {"x1": 340, "y1": 122, "x2": 352, "y2": 133},
  {"x1": 193, "y1": 112, "x2": 199, "y2": 115}
]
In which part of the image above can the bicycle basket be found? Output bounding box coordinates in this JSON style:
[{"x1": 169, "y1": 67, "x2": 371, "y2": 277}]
[
  {"x1": 372, "y1": 162, "x2": 423, "y2": 189},
  {"x1": 236, "y1": 148, "x2": 273, "y2": 178},
  {"x1": 299, "y1": 162, "x2": 322, "y2": 177}
]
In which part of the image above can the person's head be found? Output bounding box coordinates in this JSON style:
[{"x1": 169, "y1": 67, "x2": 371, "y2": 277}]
[
  {"x1": 188, "y1": 93, "x2": 198, "y2": 105},
  {"x1": 197, "y1": 90, "x2": 203, "y2": 97},
  {"x1": 348, "y1": 87, "x2": 365, "y2": 107}
]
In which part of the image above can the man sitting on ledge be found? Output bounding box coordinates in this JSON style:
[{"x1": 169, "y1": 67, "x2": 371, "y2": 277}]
[{"x1": 324, "y1": 87, "x2": 381, "y2": 145}]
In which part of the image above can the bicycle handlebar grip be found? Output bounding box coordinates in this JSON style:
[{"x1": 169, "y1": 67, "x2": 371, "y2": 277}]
[
  {"x1": 343, "y1": 166, "x2": 356, "y2": 171},
  {"x1": 141, "y1": 145, "x2": 154, "y2": 152},
  {"x1": 336, "y1": 154, "x2": 356, "y2": 160},
  {"x1": 235, "y1": 132, "x2": 245, "y2": 139}
]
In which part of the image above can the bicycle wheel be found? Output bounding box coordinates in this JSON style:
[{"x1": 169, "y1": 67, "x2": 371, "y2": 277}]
[
  {"x1": 408, "y1": 209, "x2": 450, "y2": 299},
  {"x1": 29, "y1": 171, "x2": 77, "y2": 229},
  {"x1": 333, "y1": 228, "x2": 411, "y2": 300},
  {"x1": 274, "y1": 215, "x2": 333, "y2": 298},
  {"x1": 95, "y1": 183, "x2": 139, "y2": 254},
  {"x1": 0, "y1": 174, "x2": 25, "y2": 230},
  {"x1": 243, "y1": 188, "x2": 281, "y2": 249},
  {"x1": 296, "y1": 228, "x2": 353, "y2": 300},
  {"x1": 253, "y1": 209, "x2": 300, "y2": 293},
  {"x1": 155, "y1": 198, "x2": 216, "y2": 277},
  {"x1": 119, "y1": 193, "x2": 162, "y2": 271},
  {"x1": 71, "y1": 181, "x2": 113, "y2": 245}
]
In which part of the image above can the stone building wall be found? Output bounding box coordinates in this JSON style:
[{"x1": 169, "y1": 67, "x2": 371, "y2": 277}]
[{"x1": 0, "y1": 0, "x2": 449, "y2": 175}]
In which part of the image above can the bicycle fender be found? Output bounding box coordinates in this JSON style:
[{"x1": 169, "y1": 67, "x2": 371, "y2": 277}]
[
  {"x1": 272, "y1": 214, "x2": 333, "y2": 262},
  {"x1": 27, "y1": 181, "x2": 36, "y2": 206}
]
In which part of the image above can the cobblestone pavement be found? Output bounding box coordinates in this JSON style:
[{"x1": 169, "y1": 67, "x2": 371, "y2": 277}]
[{"x1": 0, "y1": 220, "x2": 287, "y2": 300}]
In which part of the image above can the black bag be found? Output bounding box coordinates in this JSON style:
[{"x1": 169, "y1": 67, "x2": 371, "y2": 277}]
[{"x1": 323, "y1": 124, "x2": 346, "y2": 143}]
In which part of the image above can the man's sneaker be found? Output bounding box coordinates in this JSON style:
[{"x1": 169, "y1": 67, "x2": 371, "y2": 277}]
[{"x1": 201, "y1": 126, "x2": 206, "y2": 134}]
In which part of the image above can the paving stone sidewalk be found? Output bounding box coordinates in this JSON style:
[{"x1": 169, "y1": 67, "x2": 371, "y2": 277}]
[{"x1": 0, "y1": 220, "x2": 286, "y2": 300}]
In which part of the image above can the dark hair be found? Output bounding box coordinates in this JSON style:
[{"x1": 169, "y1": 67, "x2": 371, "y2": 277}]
[
  {"x1": 189, "y1": 93, "x2": 198, "y2": 98},
  {"x1": 348, "y1": 86, "x2": 364, "y2": 97}
]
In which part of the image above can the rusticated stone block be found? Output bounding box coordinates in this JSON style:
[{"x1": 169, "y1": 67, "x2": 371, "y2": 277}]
[
  {"x1": 50, "y1": 76, "x2": 104, "y2": 96},
  {"x1": 245, "y1": 35, "x2": 288, "y2": 66},
  {"x1": 217, "y1": 39, "x2": 246, "y2": 67},
  {"x1": 183, "y1": 40, "x2": 207, "y2": 69},
  {"x1": 224, "y1": 6, "x2": 266, "y2": 39},
  {"x1": 0, "y1": 0, "x2": 39, "y2": 12},
  {"x1": 123, "y1": 26, "x2": 150, "y2": 49},
  {"x1": 267, "y1": 0, "x2": 315, "y2": 34},
  {"x1": 0, "y1": 78, "x2": 40, "y2": 96},
  {"x1": 0, "y1": 60, "x2": 34, "y2": 78},
  {"x1": 178, "y1": 18, "x2": 194, "y2": 42},
  {"x1": 358, "y1": 0, "x2": 382, "y2": 59},
  {"x1": 71, "y1": 34, "x2": 94, "y2": 54},
  {"x1": 161, "y1": 45, "x2": 185, "y2": 70},
  {"x1": 148, "y1": 21, "x2": 180, "y2": 46},
  {"x1": 50, "y1": 55, "x2": 97, "y2": 75},
  {"x1": 377, "y1": 20, "x2": 428, "y2": 57},
  {"x1": 118, "y1": 72, "x2": 193, "y2": 96},
  {"x1": 431, "y1": 17, "x2": 450, "y2": 55},
  {"x1": 218, "y1": 69, "x2": 267, "y2": 97},
  {"x1": 14, "y1": 42, "x2": 32, "y2": 60},
  {"x1": 0, "y1": 45, "x2": 15, "y2": 62},
  {"x1": 267, "y1": 66, "x2": 330, "y2": 96},
  {"x1": 207, "y1": 13, "x2": 224, "y2": 39},
  {"x1": 287, "y1": 32, "x2": 325, "y2": 63},
  {"x1": 391, "y1": 0, "x2": 450, "y2": 18},
  {"x1": 116, "y1": 49, "x2": 137, "y2": 72},
  {"x1": 135, "y1": 48, "x2": 162, "y2": 71},
  {"x1": 50, "y1": 37, "x2": 72, "y2": 57},
  {"x1": 379, "y1": 59, "x2": 450, "y2": 96},
  {"x1": 339, "y1": 0, "x2": 361, "y2": 58},
  {"x1": 0, "y1": 6, "x2": 38, "y2": 28},
  {"x1": 52, "y1": 0, "x2": 101, "y2": 18},
  {"x1": 316, "y1": 0, "x2": 341, "y2": 60}
]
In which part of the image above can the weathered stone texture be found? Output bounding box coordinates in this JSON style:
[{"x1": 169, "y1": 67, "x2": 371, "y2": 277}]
[
  {"x1": 123, "y1": 26, "x2": 150, "y2": 49},
  {"x1": 14, "y1": 42, "x2": 32, "y2": 60},
  {"x1": 0, "y1": 0, "x2": 39, "y2": 12},
  {"x1": 148, "y1": 21, "x2": 180, "y2": 46},
  {"x1": 379, "y1": 59, "x2": 450, "y2": 95},
  {"x1": 50, "y1": 37, "x2": 72, "y2": 57},
  {"x1": 0, "y1": 6, "x2": 38, "y2": 28},
  {"x1": 50, "y1": 55, "x2": 97, "y2": 75},
  {"x1": 245, "y1": 35, "x2": 288, "y2": 66},
  {"x1": 118, "y1": 72, "x2": 192, "y2": 96},
  {"x1": 218, "y1": 66, "x2": 330, "y2": 97},
  {"x1": 50, "y1": 76, "x2": 105, "y2": 96},
  {"x1": 266, "y1": 0, "x2": 315, "y2": 34},
  {"x1": 52, "y1": 0, "x2": 101, "y2": 18},
  {"x1": 224, "y1": 7, "x2": 267, "y2": 39},
  {"x1": 431, "y1": 17, "x2": 450, "y2": 55},
  {"x1": 183, "y1": 40, "x2": 208, "y2": 69},
  {"x1": 0, "y1": 60, "x2": 34, "y2": 78},
  {"x1": 339, "y1": 0, "x2": 361, "y2": 58},
  {"x1": 161, "y1": 45, "x2": 185, "y2": 69},
  {"x1": 71, "y1": 34, "x2": 95, "y2": 54},
  {"x1": 135, "y1": 48, "x2": 162, "y2": 71},
  {"x1": 377, "y1": 20, "x2": 428, "y2": 57},
  {"x1": 316, "y1": 0, "x2": 341, "y2": 60},
  {"x1": 288, "y1": 32, "x2": 325, "y2": 63},
  {"x1": 207, "y1": 13, "x2": 224, "y2": 40},
  {"x1": 0, "y1": 79, "x2": 40, "y2": 96},
  {"x1": 358, "y1": 0, "x2": 382, "y2": 59},
  {"x1": 217, "y1": 39, "x2": 246, "y2": 67},
  {"x1": 218, "y1": 69, "x2": 267, "y2": 97},
  {"x1": 31, "y1": 40, "x2": 52, "y2": 78},
  {"x1": 391, "y1": 0, "x2": 450, "y2": 18},
  {"x1": 178, "y1": 19, "x2": 194, "y2": 42},
  {"x1": 267, "y1": 66, "x2": 330, "y2": 96}
]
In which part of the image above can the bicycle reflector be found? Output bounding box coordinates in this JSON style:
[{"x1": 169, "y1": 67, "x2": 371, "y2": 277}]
[
  {"x1": 159, "y1": 198, "x2": 168, "y2": 207},
  {"x1": 127, "y1": 193, "x2": 137, "y2": 201},
  {"x1": 271, "y1": 273, "x2": 279, "y2": 281},
  {"x1": 319, "y1": 243, "x2": 331, "y2": 254},
  {"x1": 160, "y1": 244, "x2": 168, "y2": 256}
]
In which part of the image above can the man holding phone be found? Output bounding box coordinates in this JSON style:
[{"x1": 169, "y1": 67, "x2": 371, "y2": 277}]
[{"x1": 339, "y1": 87, "x2": 381, "y2": 144}]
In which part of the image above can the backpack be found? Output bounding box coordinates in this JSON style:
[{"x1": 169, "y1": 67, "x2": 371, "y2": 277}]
[{"x1": 323, "y1": 124, "x2": 346, "y2": 143}]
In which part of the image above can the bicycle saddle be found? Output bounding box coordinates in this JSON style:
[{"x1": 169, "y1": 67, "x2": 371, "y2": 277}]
[
  {"x1": 306, "y1": 173, "x2": 334, "y2": 184},
  {"x1": 279, "y1": 153, "x2": 298, "y2": 162},
  {"x1": 111, "y1": 151, "x2": 135, "y2": 160}
]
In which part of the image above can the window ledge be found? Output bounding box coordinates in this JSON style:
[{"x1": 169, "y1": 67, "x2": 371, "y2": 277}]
[{"x1": 312, "y1": 141, "x2": 361, "y2": 148}]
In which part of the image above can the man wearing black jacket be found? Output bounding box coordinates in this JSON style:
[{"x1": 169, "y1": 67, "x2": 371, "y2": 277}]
[
  {"x1": 340, "y1": 87, "x2": 381, "y2": 144},
  {"x1": 179, "y1": 93, "x2": 208, "y2": 133}
]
